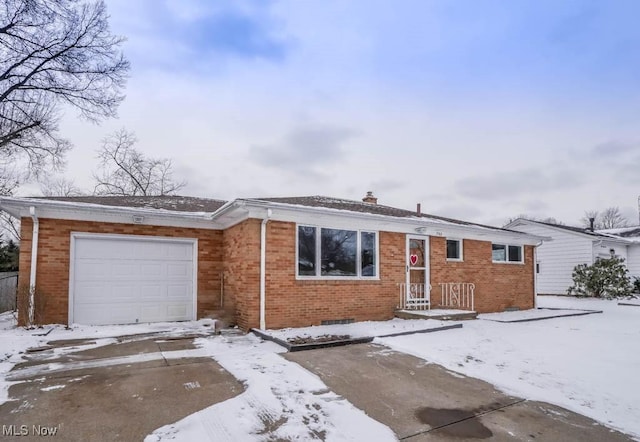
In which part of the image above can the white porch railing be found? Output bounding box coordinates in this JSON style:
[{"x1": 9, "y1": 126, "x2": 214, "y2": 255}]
[
  {"x1": 397, "y1": 283, "x2": 431, "y2": 310},
  {"x1": 438, "y1": 282, "x2": 475, "y2": 311}
]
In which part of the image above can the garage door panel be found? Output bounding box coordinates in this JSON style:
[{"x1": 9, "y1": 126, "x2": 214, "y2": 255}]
[
  {"x1": 140, "y1": 263, "x2": 163, "y2": 277},
  {"x1": 73, "y1": 283, "x2": 112, "y2": 302},
  {"x1": 111, "y1": 262, "x2": 137, "y2": 278},
  {"x1": 139, "y1": 303, "x2": 190, "y2": 322},
  {"x1": 72, "y1": 236, "x2": 196, "y2": 325},
  {"x1": 166, "y1": 304, "x2": 190, "y2": 319},
  {"x1": 140, "y1": 284, "x2": 165, "y2": 299},
  {"x1": 166, "y1": 284, "x2": 192, "y2": 299},
  {"x1": 75, "y1": 303, "x2": 139, "y2": 325},
  {"x1": 164, "y1": 243, "x2": 192, "y2": 260},
  {"x1": 75, "y1": 261, "x2": 109, "y2": 279},
  {"x1": 166, "y1": 262, "x2": 191, "y2": 278}
]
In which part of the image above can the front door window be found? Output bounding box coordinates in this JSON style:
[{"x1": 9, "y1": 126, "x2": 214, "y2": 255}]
[{"x1": 408, "y1": 238, "x2": 426, "y2": 287}]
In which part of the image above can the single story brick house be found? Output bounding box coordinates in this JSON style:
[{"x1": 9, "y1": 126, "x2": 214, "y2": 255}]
[{"x1": 0, "y1": 193, "x2": 544, "y2": 329}]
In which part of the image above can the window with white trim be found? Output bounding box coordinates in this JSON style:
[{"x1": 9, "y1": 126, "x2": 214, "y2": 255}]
[
  {"x1": 446, "y1": 239, "x2": 463, "y2": 261},
  {"x1": 492, "y1": 243, "x2": 523, "y2": 263},
  {"x1": 297, "y1": 226, "x2": 377, "y2": 278}
]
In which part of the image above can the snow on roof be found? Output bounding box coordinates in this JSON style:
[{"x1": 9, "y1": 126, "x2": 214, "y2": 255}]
[
  {"x1": 40, "y1": 195, "x2": 227, "y2": 213},
  {"x1": 4, "y1": 194, "x2": 531, "y2": 236},
  {"x1": 597, "y1": 226, "x2": 640, "y2": 238},
  {"x1": 514, "y1": 218, "x2": 632, "y2": 241},
  {"x1": 255, "y1": 195, "x2": 514, "y2": 233}
]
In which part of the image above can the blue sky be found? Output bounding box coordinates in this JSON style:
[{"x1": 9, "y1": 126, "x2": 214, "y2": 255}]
[{"x1": 42, "y1": 0, "x2": 640, "y2": 226}]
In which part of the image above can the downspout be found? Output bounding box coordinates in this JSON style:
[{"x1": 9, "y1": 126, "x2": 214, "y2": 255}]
[
  {"x1": 259, "y1": 209, "x2": 272, "y2": 330},
  {"x1": 28, "y1": 206, "x2": 39, "y2": 327},
  {"x1": 533, "y1": 241, "x2": 542, "y2": 308}
]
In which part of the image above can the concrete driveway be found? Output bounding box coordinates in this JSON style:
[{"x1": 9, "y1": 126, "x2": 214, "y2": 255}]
[
  {"x1": 286, "y1": 343, "x2": 633, "y2": 441},
  {"x1": 0, "y1": 333, "x2": 244, "y2": 441}
]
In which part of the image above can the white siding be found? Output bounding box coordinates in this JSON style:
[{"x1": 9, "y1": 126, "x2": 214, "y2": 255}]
[
  {"x1": 509, "y1": 223, "x2": 594, "y2": 295},
  {"x1": 593, "y1": 240, "x2": 627, "y2": 262},
  {"x1": 627, "y1": 244, "x2": 640, "y2": 279}
]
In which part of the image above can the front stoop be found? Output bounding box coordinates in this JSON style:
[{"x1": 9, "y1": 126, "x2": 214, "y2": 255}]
[{"x1": 395, "y1": 309, "x2": 478, "y2": 321}]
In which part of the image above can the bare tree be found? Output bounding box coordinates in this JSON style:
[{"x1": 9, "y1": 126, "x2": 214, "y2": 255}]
[
  {"x1": 93, "y1": 129, "x2": 187, "y2": 196},
  {"x1": 40, "y1": 175, "x2": 83, "y2": 196},
  {"x1": 0, "y1": 0, "x2": 129, "y2": 175},
  {"x1": 581, "y1": 207, "x2": 629, "y2": 230},
  {"x1": 0, "y1": 165, "x2": 21, "y2": 240},
  {"x1": 600, "y1": 207, "x2": 628, "y2": 229}
]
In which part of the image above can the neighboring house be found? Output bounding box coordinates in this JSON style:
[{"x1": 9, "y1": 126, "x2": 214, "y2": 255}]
[
  {"x1": 0, "y1": 194, "x2": 543, "y2": 329},
  {"x1": 506, "y1": 218, "x2": 640, "y2": 296},
  {"x1": 597, "y1": 226, "x2": 640, "y2": 279}
]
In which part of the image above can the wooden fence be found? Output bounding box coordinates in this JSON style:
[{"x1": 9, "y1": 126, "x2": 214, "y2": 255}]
[{"x1": 0, "y1": 271, "x2": 18, "y2": 313}]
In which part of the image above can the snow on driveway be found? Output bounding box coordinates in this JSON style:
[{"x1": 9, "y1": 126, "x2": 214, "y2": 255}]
[
  {"x1": 146, "y1": 334, "x2": 396, "y2": 442},
  {"x1": 0, "y1": 314, "x2": 217, "y2": 405},
  {"x1": 378, "y1": 296, "x2": 640, "y2": 439}
]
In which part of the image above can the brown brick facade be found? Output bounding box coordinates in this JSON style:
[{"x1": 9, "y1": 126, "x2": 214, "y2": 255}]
[
  {"x1": 222, "y1": 219, "x2": 261, "y2": 330},
  {"x1": 260, "y1": 221, "x2": 405, "y2": 330},
  {"x1": 17, "y1": 217, "x2": 534, "y2": 328},
  {"x1": 18, "y1": 218, "x2": 223, "y2": 325},
  {"x1": 430, "y1": 237, "x2": 534, "y2": 313}
]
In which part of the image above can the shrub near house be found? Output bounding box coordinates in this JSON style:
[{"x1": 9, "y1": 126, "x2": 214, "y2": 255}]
[{"x1": 568, "y1": 257, "x2": 633, "y2": 299}]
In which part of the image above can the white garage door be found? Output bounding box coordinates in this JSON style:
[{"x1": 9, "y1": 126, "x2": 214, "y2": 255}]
[{"x1": 71, "y1": 234, "x2": 196, "y2": 325}]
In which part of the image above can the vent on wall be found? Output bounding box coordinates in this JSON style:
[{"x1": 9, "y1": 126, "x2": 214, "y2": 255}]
[{"x1": 321, "y1": 318, "x2": 355, "y2": 325}]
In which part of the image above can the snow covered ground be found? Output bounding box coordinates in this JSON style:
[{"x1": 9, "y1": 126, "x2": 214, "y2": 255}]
[
  {"x1": 3, "y1": 296, "x2": 639, "y2": 440},
  {"x1": 146, "y1": 335, "x2": 396, "y2": 442},
  {"x1": 0, "y1": 314, "x2": 218, "y2": 405},
  {"x1": 379, "y1": 296, "x2": 640, "y2": 439},
  {"x1": 0, "y1": 313, "x2": 396, "y2": 441}
]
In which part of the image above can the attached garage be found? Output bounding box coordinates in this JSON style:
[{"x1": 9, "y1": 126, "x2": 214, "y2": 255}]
[{"x1": 70, "y1": 233, "x2": 197, "y2": 325}]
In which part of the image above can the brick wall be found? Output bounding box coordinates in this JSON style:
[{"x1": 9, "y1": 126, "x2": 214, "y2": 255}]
[
  {"x1": 222, "y1": 219, "x2": 261, "y2": 330},
  {"x1": 259, "y1": 221, "x2": 405, "y2": 330},
  {"x1": 229, "y1": 221, "x2": 534, "y2": 329},
  {"x1": 18, "y1": 216, "x2": 534, "y2": 328},
  {"x1": 18, "y1": 218, "x2": 223, "y2": 325},
  {"x1": 430, "y1": 237, "x2": 534, "y2": 312}
]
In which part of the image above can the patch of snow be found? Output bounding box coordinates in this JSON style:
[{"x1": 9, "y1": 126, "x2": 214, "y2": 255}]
[
  {"x1": 40, "y1": 384, "x2": 65, "y2": 392},
  {"x1": 147, "y1": 334, "x2": 396, "y2": 442},
  {"x1": 266, "y1": 318, "x2": 454, "y2": 342},
  {"x1": 378, "y1": 296, "x2": 640, "y2": 438}
]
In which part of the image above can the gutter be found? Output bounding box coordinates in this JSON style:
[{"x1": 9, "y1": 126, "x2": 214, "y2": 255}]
[
  {"x1": 0, "y1": 197, "x2": 218, "y2": 222},
  {"x1": 533, "y1": 240, "x2": 543, "y2": 308},
  {"x1": 210, "y1": 199, "x2": 246, "y2": 219},
  {"x1": 259, "y1": 209, "x2": 272, "y2": 330},
  {"x1": 28, "y1": 206, "x2": 39, "y2": 327}
]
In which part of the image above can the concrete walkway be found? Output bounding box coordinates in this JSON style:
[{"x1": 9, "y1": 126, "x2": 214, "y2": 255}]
[
  {"x1": 286, "y1": 343, "x2": 633, "y2": 441},
  {"x1": 0, "y1": 335, "x2": 243, "y2": 441}
]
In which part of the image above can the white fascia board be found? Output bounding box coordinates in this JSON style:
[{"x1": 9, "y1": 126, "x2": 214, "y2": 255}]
[
  {"x1": 507, "y1": 218, "x2": 617, "y2": 244},
  {"x1": 590, "y1": 236, "x2": 633, "y2": 246},
  {"x1": 0, "y1": 197, "x2": 222, "y2": 230},
  {"x1": 217, "y1": 199, "x2": 545, "y2": 245}
]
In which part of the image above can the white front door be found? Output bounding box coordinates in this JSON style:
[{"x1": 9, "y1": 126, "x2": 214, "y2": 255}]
[
  {"x1": 70, "y1": 234, "x2": 197, "y2": 325},
  {"x1": 406, "y1": 235, "x2": 430, "y2": 297}
]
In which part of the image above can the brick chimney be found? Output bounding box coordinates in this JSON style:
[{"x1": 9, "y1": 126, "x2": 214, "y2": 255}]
[{"x1": 362, "y1": 191, "x2": 377, "y2": 204}]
